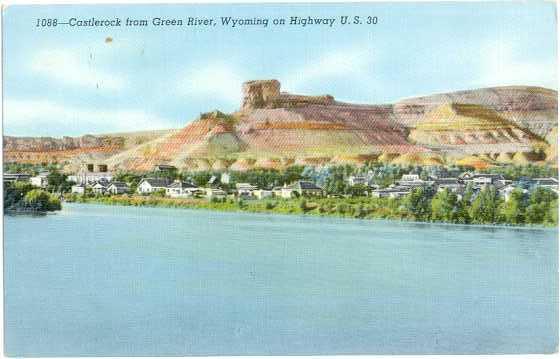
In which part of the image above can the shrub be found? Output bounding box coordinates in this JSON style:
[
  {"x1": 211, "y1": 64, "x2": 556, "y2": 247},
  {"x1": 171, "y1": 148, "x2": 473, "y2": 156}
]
[
  {"x1": 151, "y1": 189, "x2": 167, "y2": 197},
  {"x1": 23, "y1": 189, "x2": 61, "y2": 211}
]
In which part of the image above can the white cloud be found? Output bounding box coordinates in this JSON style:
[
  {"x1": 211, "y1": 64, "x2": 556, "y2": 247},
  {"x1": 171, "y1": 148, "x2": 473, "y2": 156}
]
[
  {"x1": 177, "y1": 63, "x2": 245, "y2": 105},
  {"x1": 474, "y1": 41, "x2": 557, "y2": 89},
  {"x1": 30, "y1": 48, "x2": 125, "y2": 91},
  {"x1": 4, "y1": 99, "x2": 175, "y2": 136},
  {"x1": 284, "y1": 46, "x2": 374, "y2": 90}
]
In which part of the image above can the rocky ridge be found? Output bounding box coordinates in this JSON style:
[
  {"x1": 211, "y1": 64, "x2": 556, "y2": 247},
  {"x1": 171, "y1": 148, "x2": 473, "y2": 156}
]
[{"x1": 4, "y1": 80, "x2": 557, "y2": 172}]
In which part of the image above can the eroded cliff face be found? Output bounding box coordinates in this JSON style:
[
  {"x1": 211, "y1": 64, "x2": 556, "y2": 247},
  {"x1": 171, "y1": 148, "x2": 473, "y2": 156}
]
[
  {"x1": 3, "y1": 135, "x2": 124, "y2": 165},
  {"x1": 4, "y1": 81, "x2": 558, "y2": 171},
  {"x1": 3, "y1": 135, "x2": 123, "y2": 152},
  {"x1": 3, "y1": 130, "x2": 173, "y2": 166},
  {"x1": 407, "y1": 103, "x2": 537, "y2": 154},
  {"x1": 393, "y1": 86, "x2": 558, "y2": 138}
]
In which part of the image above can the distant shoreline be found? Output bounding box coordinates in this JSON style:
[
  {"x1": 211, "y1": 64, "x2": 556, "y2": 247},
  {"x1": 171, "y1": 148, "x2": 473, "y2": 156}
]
[{"x1": 63, "y1": 195, "x2": 558, "y2": 229}]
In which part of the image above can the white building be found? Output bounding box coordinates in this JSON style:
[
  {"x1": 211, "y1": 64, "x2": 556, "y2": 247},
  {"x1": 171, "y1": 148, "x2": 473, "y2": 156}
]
[
  {"x1": 401, "y1": 174, "x2": 421, "y2": 182},
  {"x1": 292, "y1": 181, "x2": 323, "y2": 197},
  {"x1": 254, "y1": 189, "x2": 273, "y2": 199},
  {"x1": 92, "y1": 182, "x2": 107, "y2": 195},
  {"x1": 106, "y1": 181, "x2": 130, "y2": 195},
  {"x1": 166, "y1": 180, "x2": 201, "y2": 198},
  {"x1": 434, "y1": 178, "x2": 464, "y2": 193},
  {"x1": 397, "y1": 174, "x2": 431, "y2": 188},
  {"x1": 68, "y1": 172, "x2": 113, "y2": 185},
  {"x1": 236, "y1": 183, "x2": 258, "y2": 198},
  {"x1": 371, "y1": 186, "x2": 411, "y2": 199},
  {"x1": 205, "y1": 188, "x2": 227, "y2": 199},
  {"x1": 347, "y1": 175, "x2": 367, "y2": 186},
  {"x1": 220, "y1": 172, "x2": 231, "y2": 184},
  {"x1": 280, "y1": 185, "x2": 294, "y2": 199},
  {"x1": 30, "y1": 172, "x2": 49, "y2": 188},
  {"x1": 461, "y1": 173, "x2": 506, "y2": 188},
  {"x1": 137, "y1": 178, "x2": 170, "y2": 194}
]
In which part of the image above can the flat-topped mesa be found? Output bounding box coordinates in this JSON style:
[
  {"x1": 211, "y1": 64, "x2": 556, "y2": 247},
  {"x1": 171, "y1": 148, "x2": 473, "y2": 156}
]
[{"x1": 241, "y1": 79, "x2": 334, "y2": 111}]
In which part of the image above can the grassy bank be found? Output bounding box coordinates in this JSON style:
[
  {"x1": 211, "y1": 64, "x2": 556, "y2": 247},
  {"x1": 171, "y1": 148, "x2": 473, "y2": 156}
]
[{"x1": 65, "y1": 192, "x2": 558, "y2": 227}]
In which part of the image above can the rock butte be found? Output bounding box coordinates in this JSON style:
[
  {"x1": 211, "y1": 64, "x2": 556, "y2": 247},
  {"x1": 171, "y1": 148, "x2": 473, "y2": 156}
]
[{"x1": 4, "y1": 80, "x2": 558, "y2": 172}]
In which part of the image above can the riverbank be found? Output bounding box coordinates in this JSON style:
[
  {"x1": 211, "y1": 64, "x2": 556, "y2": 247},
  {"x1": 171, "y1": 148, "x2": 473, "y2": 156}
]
[{"x1": 65, "y1": 193, "x2": 558, "y2": 227}]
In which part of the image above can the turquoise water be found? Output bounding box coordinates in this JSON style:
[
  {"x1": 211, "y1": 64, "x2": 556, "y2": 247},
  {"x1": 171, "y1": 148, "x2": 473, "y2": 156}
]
[{"x1": 4, "y1": 203, "x2": 558, "y2": 356}]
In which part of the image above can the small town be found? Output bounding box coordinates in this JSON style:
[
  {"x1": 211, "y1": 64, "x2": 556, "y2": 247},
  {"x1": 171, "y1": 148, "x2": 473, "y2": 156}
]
[{"x1": 4, "y1": 161, "x2": 558, "y2": 226}]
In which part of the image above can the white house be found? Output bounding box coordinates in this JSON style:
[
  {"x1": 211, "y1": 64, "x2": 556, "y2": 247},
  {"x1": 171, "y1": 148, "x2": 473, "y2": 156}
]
[
  {"x1": 280, "y1": 184, "x2": 294, "y2": 199},
  {"x1": 236, "y1": 183, "x2": 258, "y2": 198},
  {"x1": 292, "y1": 181, "x2": 323, "y2": 197},
  {"x1": 254, "y1": 189, "x2": 273, "y2": 199},
  {"x1": 68, "y1": 170, "x2": 113, "y2": 186},
  {"x1": 434, "y1": 178, "x2": 464, "y2": 193},
  {"x1": 92, "y1": 182, "x2": 107, "y2": 195},
  {"x1": 75, "y1": 173, "x2": 113, "y2": 185},
  {"x1": 220, "y1": 172, "x2": 231, "y2": 184},
  {"x1": 205, "y1": 188, "x2": 227, "y2": 199},
  {"x1": 397, "y1": 174, "x2": 432, "y2": 189},
  {"x1": 461, "y1": 173, "x2": 506, "y2": 188},
  {"x1": 106, "y1": 181, "x2": 130, "y2": 195},
  {"x1": 166, "y1": 180, "x2": 201, "y2": 198},
  {"x1": 137, "y1": 178, "x2": 170, "y2": 194},
  {"x1": 30, "y1": 172, "x2": 49, "y2": 188}
]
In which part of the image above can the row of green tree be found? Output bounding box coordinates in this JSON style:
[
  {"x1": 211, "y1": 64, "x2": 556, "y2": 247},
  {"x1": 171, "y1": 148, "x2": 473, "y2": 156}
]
[
  {"x1": 403, "y1": 186, "x2": 557, "y2": 226},
  {"x1": 295, "y1": 185, "x2": 556, "y2": 226}
]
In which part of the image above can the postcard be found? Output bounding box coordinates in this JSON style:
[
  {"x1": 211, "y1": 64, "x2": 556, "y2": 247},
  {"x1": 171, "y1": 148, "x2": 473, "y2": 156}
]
[{"x1": 2, "y1": 1, "x2": 558, "y2": 356}]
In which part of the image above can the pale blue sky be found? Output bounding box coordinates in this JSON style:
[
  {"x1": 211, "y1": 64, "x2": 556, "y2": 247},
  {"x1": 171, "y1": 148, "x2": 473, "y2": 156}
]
[{"x1": 3, "y1": 2, "x2": 557, "y2": 136}]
